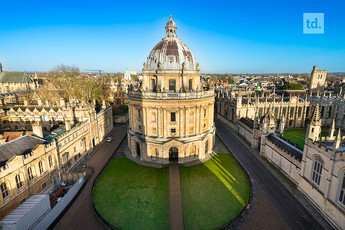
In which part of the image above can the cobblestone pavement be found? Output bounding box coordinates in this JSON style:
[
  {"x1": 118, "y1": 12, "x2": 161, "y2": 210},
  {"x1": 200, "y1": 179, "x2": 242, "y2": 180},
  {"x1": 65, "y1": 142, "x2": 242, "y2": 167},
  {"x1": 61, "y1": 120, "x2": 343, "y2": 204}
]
[
  {"x1": 53, "y1": 124, "x2": 127, "y2": 230},
  {"x1": 215, "y1": 118, "x2": 332, "y2": 230}
]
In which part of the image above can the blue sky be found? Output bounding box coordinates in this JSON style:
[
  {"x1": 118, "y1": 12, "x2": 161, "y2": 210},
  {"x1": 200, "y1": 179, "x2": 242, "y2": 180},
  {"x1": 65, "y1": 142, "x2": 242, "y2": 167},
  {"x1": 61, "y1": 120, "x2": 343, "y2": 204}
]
[{"x1": 0, "y1": 0, "x2": 344, "y2": 73}]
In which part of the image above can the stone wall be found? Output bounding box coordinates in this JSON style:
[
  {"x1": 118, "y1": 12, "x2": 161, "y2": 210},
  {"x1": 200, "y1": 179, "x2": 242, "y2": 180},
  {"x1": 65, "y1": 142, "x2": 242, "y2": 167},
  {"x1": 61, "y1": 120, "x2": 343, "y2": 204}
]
[{"x1": 262, "y1": 138, "x2": 301, "y2": 184}]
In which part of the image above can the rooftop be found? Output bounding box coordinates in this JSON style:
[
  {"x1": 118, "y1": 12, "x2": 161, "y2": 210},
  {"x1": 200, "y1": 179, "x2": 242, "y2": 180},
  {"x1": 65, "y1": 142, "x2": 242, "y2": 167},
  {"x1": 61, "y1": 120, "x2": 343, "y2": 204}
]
[
  {"x1": 0, "y1": 72, "x2": 33, "y2": 84},
  {"x1": 0, "y1": 135, "x2": 47, "y2": 165}
]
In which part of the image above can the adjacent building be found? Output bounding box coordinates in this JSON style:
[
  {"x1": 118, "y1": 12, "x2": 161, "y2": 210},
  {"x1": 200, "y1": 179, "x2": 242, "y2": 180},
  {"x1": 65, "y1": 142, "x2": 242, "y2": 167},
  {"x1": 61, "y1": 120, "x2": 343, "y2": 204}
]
[{"x1": 0, "y1": 101, "x2": 113, "y2": 218}]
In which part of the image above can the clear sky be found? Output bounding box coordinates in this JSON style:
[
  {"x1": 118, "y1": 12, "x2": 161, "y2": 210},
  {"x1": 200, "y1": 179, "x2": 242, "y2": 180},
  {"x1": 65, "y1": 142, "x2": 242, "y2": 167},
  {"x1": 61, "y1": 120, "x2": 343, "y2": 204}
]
[{"x1": 0, "y1": 0, "x2": 344, "y2": 74}]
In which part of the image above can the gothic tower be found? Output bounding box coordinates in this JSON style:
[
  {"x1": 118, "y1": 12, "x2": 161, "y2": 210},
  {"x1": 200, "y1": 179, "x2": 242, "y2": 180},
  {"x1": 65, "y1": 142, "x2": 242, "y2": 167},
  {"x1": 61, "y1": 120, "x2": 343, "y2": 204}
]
[{"x1": 309, "y1": 65, "x2": 327, "y2": 96}]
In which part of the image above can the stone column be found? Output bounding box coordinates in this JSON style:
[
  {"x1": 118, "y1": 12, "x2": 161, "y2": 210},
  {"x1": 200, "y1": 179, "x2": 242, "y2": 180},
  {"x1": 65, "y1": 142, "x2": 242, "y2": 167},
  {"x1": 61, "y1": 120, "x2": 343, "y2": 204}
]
[
  {"x1": 163, "y1": 107, "x2": 167, "y2": 137},
  {"x1": 185, "y1": 107, "x2": 189, "y2": 136},
  {"x1": 143, "y1": 106, "x2": 148, "y2": 135},
  {"x1": 196, "y1": 105, "x2": 200, "y2": 133},
  {"x1": 179, "y1": 107, "x2": 183, "y2": 137},
  {"x1": 156, "y1": 107, "x2": 160, "y2": 137}
]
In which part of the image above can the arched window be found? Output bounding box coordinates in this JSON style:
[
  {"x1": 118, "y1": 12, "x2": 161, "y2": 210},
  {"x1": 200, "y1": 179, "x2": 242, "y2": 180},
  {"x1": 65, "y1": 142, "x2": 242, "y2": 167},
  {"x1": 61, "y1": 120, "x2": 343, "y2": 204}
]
[
  {"x1": 1, "y1": 182, "x2": 9, "y2": 199},
  {"x1": 15, "y1": 174, "x2": 23, "y2": 189},
  {"x1": 38, "y1": 161, "x2": 44, "y2": 175},
  {"x1": 28, "y1": 167, "x2": 34, "y2": 181},
  {"x1": 48, "y1": 155, "x2": 53, "y2": 168},
  {"x1": 311, "y1": 156, "x2": 323, "y2": 185},
  {"x1": 338, "y1": 170, "x2": 345, "y2": 206}
]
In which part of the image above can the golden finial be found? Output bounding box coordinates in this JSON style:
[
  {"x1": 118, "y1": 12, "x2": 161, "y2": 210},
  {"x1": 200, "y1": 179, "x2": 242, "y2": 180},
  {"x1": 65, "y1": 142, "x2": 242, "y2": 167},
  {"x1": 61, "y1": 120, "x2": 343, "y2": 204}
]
[{"x1": 170, "y1": 14, "x2": 172, "y2": 19}]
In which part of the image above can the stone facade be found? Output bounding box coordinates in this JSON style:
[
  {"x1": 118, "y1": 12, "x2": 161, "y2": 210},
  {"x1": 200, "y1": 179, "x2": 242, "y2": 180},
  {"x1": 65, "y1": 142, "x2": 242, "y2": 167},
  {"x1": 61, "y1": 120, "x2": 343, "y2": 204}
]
[
  {"x1": 127, "y1": 17, "x2": 215, "y2": 165},
  {"x1": 0, "y1": 98, "x2": 95, "y2": 133},
  {"x1": 0, "y1": 106, "x2": 113, "y2": 218},
  {"x1": 216, "y1": 89, "x2": 345, "y2": 131},
  {"x1": 0, "y1": 64, "x2": 40, "y2": 93},
  {"x1": 107, "y1": 78, "x2": 130, "y2": 106}
]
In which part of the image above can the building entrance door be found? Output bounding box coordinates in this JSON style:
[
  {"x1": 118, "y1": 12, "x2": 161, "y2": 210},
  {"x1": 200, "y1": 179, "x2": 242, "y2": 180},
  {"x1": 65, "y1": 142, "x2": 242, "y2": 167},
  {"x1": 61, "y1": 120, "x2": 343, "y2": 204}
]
[{"x1": 169, "y1": 147, "x2": 178, "y2": 162}]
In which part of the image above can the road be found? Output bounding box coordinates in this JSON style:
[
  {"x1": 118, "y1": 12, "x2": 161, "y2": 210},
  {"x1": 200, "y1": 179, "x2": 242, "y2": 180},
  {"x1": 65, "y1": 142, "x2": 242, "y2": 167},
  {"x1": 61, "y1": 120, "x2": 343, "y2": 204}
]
[
  {"x1": 215, "y1": 118, "x2": 329, "y2": 230},
  {"x1": 53, "y1": 124, "x2": 127, "y2": 230}
]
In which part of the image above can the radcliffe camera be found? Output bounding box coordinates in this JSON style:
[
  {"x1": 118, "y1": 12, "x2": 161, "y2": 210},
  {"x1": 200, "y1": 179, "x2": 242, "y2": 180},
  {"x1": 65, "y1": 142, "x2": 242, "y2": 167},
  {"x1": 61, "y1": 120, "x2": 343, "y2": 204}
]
[{"x1": 0, "y1": 1, "x2": 344, "y2": 230}]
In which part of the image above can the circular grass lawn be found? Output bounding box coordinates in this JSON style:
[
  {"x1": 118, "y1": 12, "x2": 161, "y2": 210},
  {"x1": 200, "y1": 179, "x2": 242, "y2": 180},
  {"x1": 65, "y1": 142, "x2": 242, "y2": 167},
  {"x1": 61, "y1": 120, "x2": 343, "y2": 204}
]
[
  {"x1": 180, "y1": 153, "x2": 250, "y2": 230},
  {"x1": 93, "y1": 154, "x2": 250, "y2": 230},
  {"x1": 93, "y1": 158, "x2": 169, "y2": 230}
]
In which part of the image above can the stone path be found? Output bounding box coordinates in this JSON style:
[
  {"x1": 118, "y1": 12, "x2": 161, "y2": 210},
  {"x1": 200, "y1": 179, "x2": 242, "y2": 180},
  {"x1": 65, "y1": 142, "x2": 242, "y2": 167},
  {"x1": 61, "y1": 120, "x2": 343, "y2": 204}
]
[
  {"x1": 53, "y1": 124, "x2": 127, "y2": 230},
  {"x1": 169, "y1": 163, "x2": 185, "y2": 230}
]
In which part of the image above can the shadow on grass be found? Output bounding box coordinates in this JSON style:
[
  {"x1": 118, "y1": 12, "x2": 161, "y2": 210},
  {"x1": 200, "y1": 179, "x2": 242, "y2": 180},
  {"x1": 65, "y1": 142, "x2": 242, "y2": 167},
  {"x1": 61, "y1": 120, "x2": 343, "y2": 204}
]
[{"x1": 180, "y1": 153, "x2": 250, "y2": 230}]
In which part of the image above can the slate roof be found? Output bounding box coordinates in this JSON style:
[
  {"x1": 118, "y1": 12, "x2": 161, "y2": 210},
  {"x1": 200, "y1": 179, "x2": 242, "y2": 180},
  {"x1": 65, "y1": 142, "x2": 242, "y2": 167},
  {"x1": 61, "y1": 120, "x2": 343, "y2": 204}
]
[
  {"x1": 0, "y1": 135, "x2": 47, "y2": 165},
  {"x1": 267, "y1": 134, "x2": 303, "y2": 160},
  {"x1": 0, "y1": 72, "x2": 33, "y2": 83}
]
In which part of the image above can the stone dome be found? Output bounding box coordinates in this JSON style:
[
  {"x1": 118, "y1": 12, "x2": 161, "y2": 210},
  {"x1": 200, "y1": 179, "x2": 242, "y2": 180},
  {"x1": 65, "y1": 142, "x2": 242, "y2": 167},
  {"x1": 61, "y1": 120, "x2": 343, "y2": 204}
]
[{"x1": 146, "y1": 16, "x2": 197, "y2": 71}]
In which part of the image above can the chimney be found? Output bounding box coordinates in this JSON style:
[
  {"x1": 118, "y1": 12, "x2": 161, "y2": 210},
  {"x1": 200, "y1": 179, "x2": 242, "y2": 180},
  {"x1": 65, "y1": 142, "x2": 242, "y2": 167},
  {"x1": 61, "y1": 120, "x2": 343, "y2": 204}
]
[
  {"x1": 32, "y1": 122, "x2": 43, "y2": 138},
  {"x1": 0, "y1": 134, "x2": 5, "y2": 144},
  {"x1": 102, "y1": 99, "x2": 107, "y2": 109},
  {"x1": 65, "y1": 121, "x2": 71, "y2": 131}
]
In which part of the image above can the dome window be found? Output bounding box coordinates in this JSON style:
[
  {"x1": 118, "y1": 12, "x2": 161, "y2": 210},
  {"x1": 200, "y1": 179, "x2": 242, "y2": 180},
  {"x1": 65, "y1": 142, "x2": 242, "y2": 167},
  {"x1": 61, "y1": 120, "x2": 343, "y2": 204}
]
[{"x1": 169, "y1": 79, "x2": 176, "y2": 92}]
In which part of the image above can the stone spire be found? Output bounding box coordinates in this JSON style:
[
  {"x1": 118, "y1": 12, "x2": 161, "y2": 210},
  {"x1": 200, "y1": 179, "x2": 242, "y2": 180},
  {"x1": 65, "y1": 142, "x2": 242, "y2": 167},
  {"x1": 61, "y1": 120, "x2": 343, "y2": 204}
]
[
  {"x1": 333, "y1": 129, "x2": 342, "y2": 151},
  {"x1": 279, "y1": 113, "x2": 286, "y2": 135},
  {"x1": 311, "y1": 103, "x2": 321, "y2": 126},
  {"x1": 306, "y1": 103, "x2": 322, "y2": 142},
  {"x1": 0, "y1": 62, "x2": 2, "y2": 74},
  {"x1": 329, "y1": 119, "x2": 335, "y2": 138}
]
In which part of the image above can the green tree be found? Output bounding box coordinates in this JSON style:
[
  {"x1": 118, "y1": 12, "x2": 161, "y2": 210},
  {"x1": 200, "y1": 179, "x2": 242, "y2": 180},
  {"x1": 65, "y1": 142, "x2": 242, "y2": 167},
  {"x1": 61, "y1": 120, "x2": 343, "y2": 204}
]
[
  {"x1": 39, "y1": 64, "x2": 109, "y2": 104},
  {"x1": 283, "y1": 83, "x2": 304, "y2": 90}
]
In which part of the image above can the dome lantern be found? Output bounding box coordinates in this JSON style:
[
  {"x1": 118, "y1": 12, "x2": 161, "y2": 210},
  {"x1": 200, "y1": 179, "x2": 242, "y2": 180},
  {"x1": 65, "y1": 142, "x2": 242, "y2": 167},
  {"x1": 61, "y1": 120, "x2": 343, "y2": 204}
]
[{"x1": 165, "y1": 15, "x2": 177, "y2": 38}]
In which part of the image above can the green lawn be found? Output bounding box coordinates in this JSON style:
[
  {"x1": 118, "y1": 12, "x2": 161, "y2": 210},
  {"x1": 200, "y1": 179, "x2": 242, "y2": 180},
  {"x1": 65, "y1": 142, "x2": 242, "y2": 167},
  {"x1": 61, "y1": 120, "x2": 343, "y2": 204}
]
[
  {"x1": 93, "y1": 158, "x2": 169, "y2": 230},
  {"x1": 180, "y1": 153, "x2": 250, "y2": 230},
  {"x1": 283, "y1": 129, "x2": 329, "y2": 148}
]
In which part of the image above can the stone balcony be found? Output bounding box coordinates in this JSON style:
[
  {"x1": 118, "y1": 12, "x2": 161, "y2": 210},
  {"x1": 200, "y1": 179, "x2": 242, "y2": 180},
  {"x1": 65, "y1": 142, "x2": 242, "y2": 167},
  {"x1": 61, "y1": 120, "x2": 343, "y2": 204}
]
[{"x1": 127, "y1": 89, "x2": 215, "y2": 100}]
